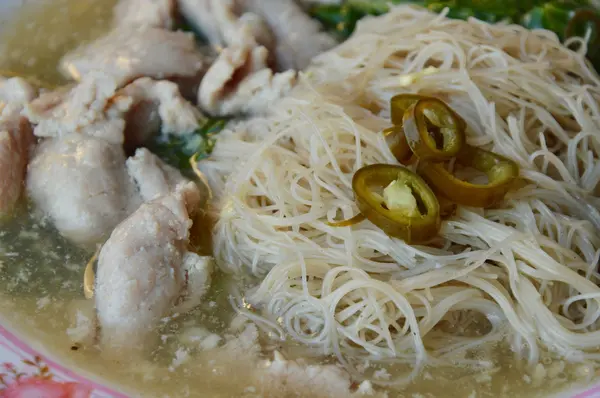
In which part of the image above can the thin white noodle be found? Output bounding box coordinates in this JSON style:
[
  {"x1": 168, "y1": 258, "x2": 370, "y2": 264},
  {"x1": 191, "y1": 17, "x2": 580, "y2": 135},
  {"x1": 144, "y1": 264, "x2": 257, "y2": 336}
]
[{"x1": 203, "y1": 5, "x2": 600, "y2": 387}]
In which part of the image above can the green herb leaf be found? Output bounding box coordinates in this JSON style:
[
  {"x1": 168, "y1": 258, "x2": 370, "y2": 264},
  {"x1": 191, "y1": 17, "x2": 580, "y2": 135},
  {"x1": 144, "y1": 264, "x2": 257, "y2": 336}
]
[{"x1": 149, "y1": 118, "x2": 228, "y2": 172}]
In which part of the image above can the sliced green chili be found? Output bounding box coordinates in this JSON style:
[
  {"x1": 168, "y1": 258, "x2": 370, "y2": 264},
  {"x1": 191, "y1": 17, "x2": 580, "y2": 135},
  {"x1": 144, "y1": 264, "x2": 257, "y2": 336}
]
[
  {"x1": 352, "y1": 164, "x2": 441, "y2": 244},
  {"x1": 390, "y1": 93, "x2": 430, "y2": 125},
  {"x1": 383, "y1": 126, "x2": 412, "y2": 164},
  {"x1": 402, "y1": 98, "x2": 466, "y2": 162},
  {"x1": 417, "y1": 146, "x2": 520, "y2": 208}
]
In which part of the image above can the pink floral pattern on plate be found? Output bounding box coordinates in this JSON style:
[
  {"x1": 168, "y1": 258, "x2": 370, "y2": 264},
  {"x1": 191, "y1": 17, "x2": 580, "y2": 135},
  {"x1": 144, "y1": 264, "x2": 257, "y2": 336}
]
[
  {"x1": 1, "y1": 357, "x2": 91, "y2": 398},
  {"x1": 1, "y1": 320, "x2": 600, "y2": 397},
  {"x1": 0, "y1": 323, "x2": 125, "y2": 398}
]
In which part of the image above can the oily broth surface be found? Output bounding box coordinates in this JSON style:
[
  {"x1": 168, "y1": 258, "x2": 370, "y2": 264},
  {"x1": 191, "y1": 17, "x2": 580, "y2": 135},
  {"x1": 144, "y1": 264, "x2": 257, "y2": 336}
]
[
  {"x1": 0, "y1": 1, "x2": 599, "y2": 397},
  {"x1": 0, "y1": 0, "x2": 118, "y2": 85}
]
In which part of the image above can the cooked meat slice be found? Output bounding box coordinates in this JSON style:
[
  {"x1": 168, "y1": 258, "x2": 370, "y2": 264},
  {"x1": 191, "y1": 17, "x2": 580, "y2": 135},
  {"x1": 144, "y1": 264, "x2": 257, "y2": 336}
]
[
  {"x1": 23, "y1": 73, "x2": 129, "y2": 144},
  {"x1": 198, "y1": 44, "x2": 296, "y2": 116},
  {"x1": 177, "y1": 0, "x2": 222, "y2": 47},
  {"x1": 118, "y1": 78, "x2": 202, "y2": 151},
  {"x1": 177, "y1": 0, "x2": 274, "y2": 50},
  {"x1": 0, "y1": 117, "x2": 33, "y2": 216},
  {"x1": 0, "y1": 76, "x2": 36, "y2": 105},
  {"x1": 173, "y1": 252, "x2": 213, "y2": 313},
  {"x1": 59, "y1": 27, "x2": 205, "y2": 88},
  {"x1": 240, "y1": 0, "x2": 336, "y2": 70},
  {"x1": 95, "y1": 182, "x2": 212, "y2": 356},
  {"x1": 27, "y1": 131, "x2": 198, "y2": 247},
  {"x1": 24, "y1": 74, "x2": 201, "y2": 146},
  {"x1": 118, "y1": 78, "x2": 201, "y2": 136},
  {"x1": 113, "y1": 0, "x2": 175, "y2": 29},
  {"x1": 0, "y1": 77, "x2": 36, "y2": 216},
  {"x1": 26, "y1": 135, "x2": 138, "y2": 246},
  {"x1": 231, "y1": 12, "x2": 275, "y2": 52},
  {"x1": 126, "y1": 148, "x2": 193, "y2": 202}
]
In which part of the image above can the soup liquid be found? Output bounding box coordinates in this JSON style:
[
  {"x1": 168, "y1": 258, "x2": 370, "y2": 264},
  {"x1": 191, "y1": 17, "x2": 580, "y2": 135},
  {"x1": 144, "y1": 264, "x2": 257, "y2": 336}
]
[{"x1": 0, "y1": 2, "x2": 598, "y2": 397}]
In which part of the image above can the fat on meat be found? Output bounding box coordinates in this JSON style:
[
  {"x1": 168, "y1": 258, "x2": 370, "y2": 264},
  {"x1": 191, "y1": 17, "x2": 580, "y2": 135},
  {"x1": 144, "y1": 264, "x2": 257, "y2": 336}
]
[
  {"x1": 59, "y1": 27, "x2": 205, "y2": 88},
  {"x1": 198, "y1": 44, "x2": 296, "y2": 116},
  {"x1": 95, "y1": 182, "x2": 212, "y2": 356},
  {"x1": 240, "y1": 0, "x2": 336, "y2": 70},
  {"x1": 113, "y1": 0, "x2": 175, "y2": 29},
  {"x1": 0, "y1": 77, "x2": 36, "y2": 215}
]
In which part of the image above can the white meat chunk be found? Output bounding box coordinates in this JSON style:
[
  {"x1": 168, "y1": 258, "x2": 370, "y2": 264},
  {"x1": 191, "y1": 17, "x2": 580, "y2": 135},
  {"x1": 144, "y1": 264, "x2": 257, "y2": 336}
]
[
  {"x1": 95, "y1": 182, "x2": 212, "y2": 356},
  {"x1": 113, "y1": 0, "x2": 175, "y2": 29},
  {"x1": 0, "y1": 76, "x2": 36, "y2": 105},
  {"x1": 59, "y1": 27, "x2": 205, "y2": 88},
  {"x1": 0, "y1": 77, "x2": 36, "y2": 215},
  {"x1": 0, "y1": 117, "x2": 33, "y2": 215},
  {"x1": 126, "y1": 148, "x2": 190, "y2": 202},
  {"x1": 23, "y1": 73, "x2": 129, "y2": 144},
  {"x1": 177, "y1": 0, "x2": 274, "y2": 50},
  {"x1": 26, "y1": 135, "x2": 138, "y2": 246},
  {"x1": 240, "y1": 0, "x2": 336, "y2": 70},
  {"x1": 259, "y1": 351, "x2": 356, "y2": 398},
  {"x1": 198, "y1": 44, "x2": 296, "y2": 116},
  {"x1": 118, "y1": 77, "x2": 201, "y2": 137},
  {"x1": 24, "y1": 74, "x2": 201, "y2": 146}
]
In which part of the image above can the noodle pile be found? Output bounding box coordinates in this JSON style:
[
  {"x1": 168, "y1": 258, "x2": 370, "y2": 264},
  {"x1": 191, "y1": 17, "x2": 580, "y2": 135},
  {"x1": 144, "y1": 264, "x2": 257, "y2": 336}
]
[{"x1": 200, "y1": 5, "x2": 600, "y2": 385}]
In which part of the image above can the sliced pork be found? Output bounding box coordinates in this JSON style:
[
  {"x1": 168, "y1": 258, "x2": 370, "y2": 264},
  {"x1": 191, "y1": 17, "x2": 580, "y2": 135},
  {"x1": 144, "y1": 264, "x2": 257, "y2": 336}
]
[
  {"x1": 177, "y1": 0, "x2": 274, "y2": 50},
  {"x1": 118, "y1": 78, "x2": 202, "y2": 137},
  {"x1": 26, "y1": 135, "x2": 137, "y2": 246},
  {"x1": 59, "y1": 27, "x2": 205, "y2": 88},
  {"x1": 126, "y1": 148, "x2": 191, "y2": 202},
  {"x1": 240, "y1": 0, "x2": 336, "y2": 70},
  {"x1": 26, "y1": 134, "x2": 200, "y2": 246},
  {"x1": 23, "y1": 73, "x2": 129, "y2": 144},
  {"x1": 113, "y1": 0, "x2": 176, "y2": 29},
  {"x1": 198, "y1": 44, "x2": 296, "y2": 116},
  {"x1": 0, "y1": 77, "x2": 36, "y2": 215},
  {"x1": 0, "y1": 77, "x2": 36, "y2": 105},
  {"x1": 24, "y1": 74, "x2": 201, "y2": 146},
  {"x1": 95, "y1": 182, "x2": 212, "y2": 356}
]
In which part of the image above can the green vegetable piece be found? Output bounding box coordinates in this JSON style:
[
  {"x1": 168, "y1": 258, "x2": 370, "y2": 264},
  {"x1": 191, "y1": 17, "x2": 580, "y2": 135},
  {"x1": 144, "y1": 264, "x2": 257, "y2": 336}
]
[
  {"x1": 353, "y1": 164, "x2": 441, "y2": 243},
  {"x1": 309, "y1": 4, "x2": 364, "y2": 38},
  {"x1": 149, "y1": 118, "x2": 228, "y2": 172},
  {"x1": 402, "y1": 98, "x2": 466, "y2": 162},
  {"x1": 417, "y1": 145, "x2": 520, "y2": 208}
]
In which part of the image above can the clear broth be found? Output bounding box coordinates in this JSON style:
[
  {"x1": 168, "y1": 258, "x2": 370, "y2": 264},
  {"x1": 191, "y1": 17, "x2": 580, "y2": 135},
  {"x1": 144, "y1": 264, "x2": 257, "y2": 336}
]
[{"x1": 0, "y1": 2, "x2": 598, "y2": 397}]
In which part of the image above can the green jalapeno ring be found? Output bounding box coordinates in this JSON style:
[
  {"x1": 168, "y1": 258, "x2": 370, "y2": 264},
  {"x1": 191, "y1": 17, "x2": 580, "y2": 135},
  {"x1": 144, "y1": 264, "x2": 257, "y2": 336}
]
[
  {"x1": 352, "y1": 164, "x2": 441, "y2": 244},
  {"x1": 390, "y1": 93, "x2": 467, "y2": 130},
  {"x1": 402, "y1": 98, "x2": 466, "y2": 162},
  {"x1": 417, "y1": 145, "x2": 520, "y2": 208},
  {"x1": 383, "y1": 126, "x2": 412, "y2": 164},
  {"x1": 390, "y1": 93, "x2": 432, "y2": 125}
]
